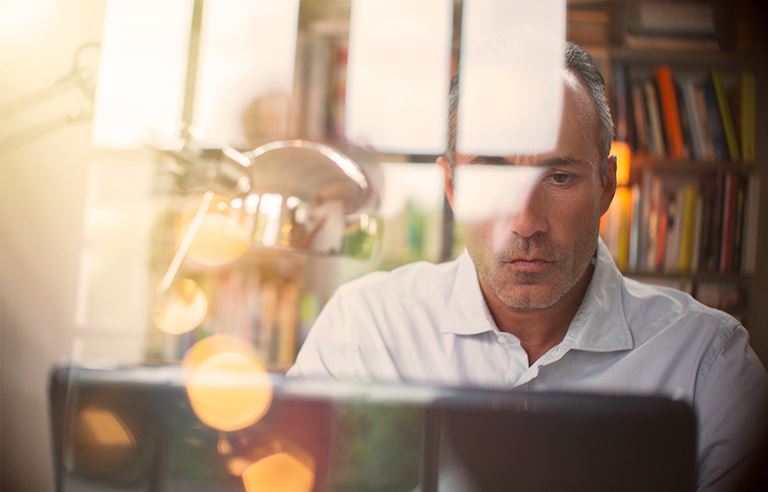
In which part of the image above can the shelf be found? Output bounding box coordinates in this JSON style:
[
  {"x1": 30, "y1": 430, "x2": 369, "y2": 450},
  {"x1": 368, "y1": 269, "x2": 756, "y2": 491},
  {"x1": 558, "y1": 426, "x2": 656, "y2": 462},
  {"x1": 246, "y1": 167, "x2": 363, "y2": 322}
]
[
  {"x1": 624, "y1": 271, "x2": 752, "y2": 283},
  {"x1": 609, "y1": 46, "x2": 753, "y2": 69},
  {"x1": 632, "y1": 156, "x2": 756, "y2": 174}
]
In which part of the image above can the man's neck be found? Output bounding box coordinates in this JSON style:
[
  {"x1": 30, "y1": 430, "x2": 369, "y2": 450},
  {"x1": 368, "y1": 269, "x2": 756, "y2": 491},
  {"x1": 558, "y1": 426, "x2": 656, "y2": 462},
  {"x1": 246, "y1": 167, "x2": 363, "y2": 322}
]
[{"x1": 480, "y1": 265, "x2": 594, "y2": 366}]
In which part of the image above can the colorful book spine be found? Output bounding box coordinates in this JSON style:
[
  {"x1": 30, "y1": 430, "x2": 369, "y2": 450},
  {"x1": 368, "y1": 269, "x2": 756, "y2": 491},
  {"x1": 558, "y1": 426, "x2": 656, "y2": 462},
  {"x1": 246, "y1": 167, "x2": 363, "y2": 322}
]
[
  {"x1": 711, "y1": 70, "x2": 741, "y2": 161},
  {"x1": 678, "y1": 185, "x2": 698, "y2": 273},
  {"x1": 654, "y1": 65, "x2": 687, "y2": 159}
]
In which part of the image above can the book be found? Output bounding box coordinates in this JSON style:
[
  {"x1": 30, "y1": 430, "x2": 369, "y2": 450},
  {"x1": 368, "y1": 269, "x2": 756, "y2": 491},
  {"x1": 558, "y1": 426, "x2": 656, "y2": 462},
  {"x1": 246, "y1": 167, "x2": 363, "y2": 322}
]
[
  {"x1": 719, "y1": 172, "x2": 739, "y2": 273},
  {"x1": 644, "y1": 80, "x2": 666, "y2": 156},
  {"x1": 739, "y1": 72, "x2": 756, "y2": 162},
  {"x1": 677, "y1": 185, "x2": 698, "y2": 273},
  {"x1": 664, "y1": 189, "x2": 683, "y2": 273},
  {"x1": 613, "y1": 62, "x2": 629, "y2": 141},
  {"x1": 703, "y1": 79, "x2": 729, "y2": 161},
  {"x1": 655, "y1": 193, "x2": 670, "y2": 271},
  {"x1": 731, "y1": 174, "x2": 747, "y2": 272},
  {"x1": 680, "y1": 78, "x2": 706, "y2": 160},
  {"x1": 711, "y1": 70, "x2": 741, "y2": 161},
  {"x1": 628, "y1": 183, "x2": 642, "y2": 271},
  {"x1": 742, "y1": 176, "x2": 760, "y2": 274},
  {"x1": 690, "y1": 194, "x2": 703, "y2": 273},
  {"x1": 691, "y1": 80, "x2": 717, "y2": 161},
  {"x1": 654, "y1": 66, "x2": 687, "y2": 159},
  {"x1": 631, "y1": 81, "x2": 649, "y2": 152},
  {"x1": 698, "y1": 172, "x2": 723, "y2": 272}
]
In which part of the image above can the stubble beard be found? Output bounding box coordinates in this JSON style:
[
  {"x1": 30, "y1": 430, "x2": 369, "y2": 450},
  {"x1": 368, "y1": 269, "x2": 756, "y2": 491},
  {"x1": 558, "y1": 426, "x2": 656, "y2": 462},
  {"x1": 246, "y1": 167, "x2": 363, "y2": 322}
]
[{"x1": 470, "y1": 225, "x2": 599, "y2": 311}]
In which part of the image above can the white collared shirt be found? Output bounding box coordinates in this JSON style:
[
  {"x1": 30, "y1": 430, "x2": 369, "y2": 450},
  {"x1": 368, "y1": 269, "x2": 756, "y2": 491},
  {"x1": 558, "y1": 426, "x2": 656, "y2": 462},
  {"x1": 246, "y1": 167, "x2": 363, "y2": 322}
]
[{"x1": 289, "y1": 239, "x2": 768, "y2": 491}]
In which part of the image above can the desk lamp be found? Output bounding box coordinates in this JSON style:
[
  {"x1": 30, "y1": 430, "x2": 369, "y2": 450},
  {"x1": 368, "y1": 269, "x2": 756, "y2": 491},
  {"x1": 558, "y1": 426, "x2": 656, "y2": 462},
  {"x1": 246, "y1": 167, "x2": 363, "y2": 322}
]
[{"x1": 153, "y1": 139, "x2": 381, "y2": 336}]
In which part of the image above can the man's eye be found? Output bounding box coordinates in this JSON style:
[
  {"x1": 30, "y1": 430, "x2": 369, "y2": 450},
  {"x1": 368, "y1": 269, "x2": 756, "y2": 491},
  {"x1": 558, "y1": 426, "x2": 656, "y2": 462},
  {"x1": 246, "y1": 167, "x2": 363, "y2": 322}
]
[{"x1": 548, "y1": 173, "x2": 574, "y2": 185}]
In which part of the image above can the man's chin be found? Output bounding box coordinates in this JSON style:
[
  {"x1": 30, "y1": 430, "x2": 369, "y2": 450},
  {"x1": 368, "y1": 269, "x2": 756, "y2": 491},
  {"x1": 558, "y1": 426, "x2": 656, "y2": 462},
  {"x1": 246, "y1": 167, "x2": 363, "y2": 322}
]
[{"x1": 496, "y1": 286, "x2": 562, "y2": 311}]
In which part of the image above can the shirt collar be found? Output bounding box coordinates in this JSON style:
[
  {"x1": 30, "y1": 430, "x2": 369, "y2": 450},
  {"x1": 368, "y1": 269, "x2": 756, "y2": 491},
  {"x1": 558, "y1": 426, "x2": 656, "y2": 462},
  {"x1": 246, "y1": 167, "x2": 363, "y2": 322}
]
[
  {"x1": 442, "y1": 250, "x2": 499, "y2": 335},
  {"x1": 441, "y1": 238, "x2": 634, "y2": 353}
]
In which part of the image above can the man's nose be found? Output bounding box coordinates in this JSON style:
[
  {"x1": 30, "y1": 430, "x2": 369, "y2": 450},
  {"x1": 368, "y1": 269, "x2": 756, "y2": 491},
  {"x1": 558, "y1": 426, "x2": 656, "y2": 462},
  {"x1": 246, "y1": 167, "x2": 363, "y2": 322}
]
[{"x1": 510, "y1": 191, "x2": 547, "y2": 239}]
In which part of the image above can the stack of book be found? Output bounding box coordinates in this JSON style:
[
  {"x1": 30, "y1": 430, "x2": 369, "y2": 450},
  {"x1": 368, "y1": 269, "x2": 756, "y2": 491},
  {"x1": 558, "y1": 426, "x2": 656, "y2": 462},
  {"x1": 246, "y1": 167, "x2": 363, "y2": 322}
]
[
  {"x1": 621, "y1": 0, "x2": 720, "y2": 51},
  {"x1": 601, "y1": 170, "x2": 760, "y2": 276},
  {"x1": 567, "y1": 3, "x2": 612, "y2": 47},
  {"x1": 614, "y1": 64, "x2": 756, "y2": 163}
]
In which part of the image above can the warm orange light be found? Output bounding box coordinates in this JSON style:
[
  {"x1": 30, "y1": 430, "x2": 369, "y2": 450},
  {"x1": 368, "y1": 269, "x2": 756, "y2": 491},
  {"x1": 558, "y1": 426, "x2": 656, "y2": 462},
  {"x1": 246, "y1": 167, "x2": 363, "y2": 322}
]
[
  {"x1": 227, "y1": 456, "x2": 253, "y2": 477},
  {"x1": 242, "y1": 452, "x2": 315, "y2": 492},
  {"x1": 218, "y1": 436, "x2": 234, "y2": 455},
  {"x1": 183, "y1": 335, "x2": 273, "y2": 432},
  {"x1": 153, "y1": 278, "x2": 208, "y2": 334},
  {"x1": 185, "y1": 196, "x2": 250, "y2": 267},
  {"x1": 610, "y1": 141, "x2": 632, "y2": 187},
  {"x1": 78, "y1": 407, "x2": 135, "y2": 449}
]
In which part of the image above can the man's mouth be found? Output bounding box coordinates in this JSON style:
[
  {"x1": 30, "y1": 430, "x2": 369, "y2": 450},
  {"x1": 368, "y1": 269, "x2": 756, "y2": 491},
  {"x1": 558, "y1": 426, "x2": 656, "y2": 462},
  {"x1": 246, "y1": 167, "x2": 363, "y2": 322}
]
[{"x1": 504, "y1": 258, "x2": 553, "y2": 272}]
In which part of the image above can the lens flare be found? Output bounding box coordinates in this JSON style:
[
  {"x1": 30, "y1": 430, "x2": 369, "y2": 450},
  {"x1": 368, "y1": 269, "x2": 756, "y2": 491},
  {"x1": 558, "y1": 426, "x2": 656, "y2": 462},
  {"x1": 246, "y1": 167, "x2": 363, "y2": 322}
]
[
  {"x1": 186, "y1": 196, "x2": 251, "y2": 266},
  {"x1": 153, "y1": 278, "x2": 207, "y2": 334},
  {"x1": 183, "y1": 335, "x2": 272, "y2": 432},
  {"x1": 242, "y1": 451, "x2": 315, "y2": 492}
]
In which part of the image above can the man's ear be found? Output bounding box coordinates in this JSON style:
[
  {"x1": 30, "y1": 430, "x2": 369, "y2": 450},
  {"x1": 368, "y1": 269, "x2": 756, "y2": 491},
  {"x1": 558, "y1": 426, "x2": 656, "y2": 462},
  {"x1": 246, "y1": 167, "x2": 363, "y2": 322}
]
[
  {"x1": 436, "y1": 156, "x2": 454, "y2": 209},
  {"x1": 600, "y1": 154, "x2": 618, "y2": 216}
]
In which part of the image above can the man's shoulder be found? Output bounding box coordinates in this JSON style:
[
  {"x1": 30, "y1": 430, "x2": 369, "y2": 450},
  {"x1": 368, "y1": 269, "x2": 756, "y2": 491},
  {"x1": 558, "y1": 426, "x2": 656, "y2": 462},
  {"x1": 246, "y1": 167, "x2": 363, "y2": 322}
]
[
  {"x1": 621, "y1": 275, "x2": 740, "y2": 337},
  {"x1": 338, "y1": 258, "x2": 460, "y2": 304}
]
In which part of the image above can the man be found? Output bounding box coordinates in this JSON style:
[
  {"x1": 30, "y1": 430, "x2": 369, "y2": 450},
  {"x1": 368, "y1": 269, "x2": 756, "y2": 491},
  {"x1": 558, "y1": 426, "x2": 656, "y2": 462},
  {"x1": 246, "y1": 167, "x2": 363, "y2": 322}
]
[{"x1": 288, "y1": 43, "x2": 767, "y2": 491}]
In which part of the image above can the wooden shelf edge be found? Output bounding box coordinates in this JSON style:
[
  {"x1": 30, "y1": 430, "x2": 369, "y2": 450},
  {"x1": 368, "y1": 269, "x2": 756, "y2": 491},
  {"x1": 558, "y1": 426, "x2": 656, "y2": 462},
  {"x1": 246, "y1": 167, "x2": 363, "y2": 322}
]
[{"x1": 624, "y1": 271, "x2": 752, "y2": 282}]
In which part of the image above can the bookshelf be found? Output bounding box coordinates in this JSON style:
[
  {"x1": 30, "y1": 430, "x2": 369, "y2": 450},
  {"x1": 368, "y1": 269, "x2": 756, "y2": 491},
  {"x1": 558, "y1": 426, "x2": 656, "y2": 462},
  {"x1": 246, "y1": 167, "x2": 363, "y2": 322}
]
[{"x1": 592, "y1": 0, "x2": 765, "y2": 339}]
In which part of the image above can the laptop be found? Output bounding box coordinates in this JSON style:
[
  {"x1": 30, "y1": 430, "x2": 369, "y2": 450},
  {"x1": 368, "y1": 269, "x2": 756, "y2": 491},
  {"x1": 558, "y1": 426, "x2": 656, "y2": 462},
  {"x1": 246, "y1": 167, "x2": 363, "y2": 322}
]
[{"x1": 49, "y1": 364, "x2": 696, "y2": 491}]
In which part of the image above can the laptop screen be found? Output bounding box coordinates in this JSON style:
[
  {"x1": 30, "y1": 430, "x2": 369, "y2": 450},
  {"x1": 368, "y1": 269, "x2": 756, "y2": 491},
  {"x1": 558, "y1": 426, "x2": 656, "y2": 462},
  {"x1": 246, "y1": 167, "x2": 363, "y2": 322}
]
[{"x1": 49, "y1": 365, "x2": 696, "y2": 492}]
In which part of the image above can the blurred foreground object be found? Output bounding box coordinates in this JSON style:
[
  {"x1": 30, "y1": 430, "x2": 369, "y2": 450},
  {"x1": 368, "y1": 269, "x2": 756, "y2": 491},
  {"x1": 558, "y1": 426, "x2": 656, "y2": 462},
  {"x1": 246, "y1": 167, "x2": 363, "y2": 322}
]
[{"x1": 49, "y1": 365, "x2": 697, "y2": 492}]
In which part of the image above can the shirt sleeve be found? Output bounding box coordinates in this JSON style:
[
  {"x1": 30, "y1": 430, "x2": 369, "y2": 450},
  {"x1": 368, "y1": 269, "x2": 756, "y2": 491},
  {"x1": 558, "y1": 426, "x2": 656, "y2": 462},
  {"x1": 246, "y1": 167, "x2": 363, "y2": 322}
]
[
  {"x1": 695, "y1": 324, "x2": 768, "y2": 492},
  {"x1": 286, "y1": 287, "x2": 359, "y2": 380}
]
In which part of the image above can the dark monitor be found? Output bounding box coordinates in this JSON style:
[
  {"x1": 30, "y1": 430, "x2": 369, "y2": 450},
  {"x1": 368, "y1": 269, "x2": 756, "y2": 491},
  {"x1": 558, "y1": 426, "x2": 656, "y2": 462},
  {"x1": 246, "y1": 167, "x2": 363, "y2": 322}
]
[{"x1": 49, "y1": 365, "x2": 696, "y2": 492}]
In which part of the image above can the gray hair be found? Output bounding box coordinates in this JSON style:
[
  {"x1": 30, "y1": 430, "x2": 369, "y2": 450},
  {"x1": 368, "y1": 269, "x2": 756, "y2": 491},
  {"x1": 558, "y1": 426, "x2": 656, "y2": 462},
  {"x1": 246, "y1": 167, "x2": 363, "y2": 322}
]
[{"x1": 448, "y1": 41, "x2": 614, "y2": 182}]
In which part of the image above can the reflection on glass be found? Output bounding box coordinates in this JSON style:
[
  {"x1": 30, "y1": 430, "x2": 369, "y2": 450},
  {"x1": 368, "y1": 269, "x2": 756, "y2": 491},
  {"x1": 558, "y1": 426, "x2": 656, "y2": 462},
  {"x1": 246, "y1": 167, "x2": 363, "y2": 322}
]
[
  {"x1": 345, "y1": 0, "x2": 452, "y2": 153},
  {"x1": 78, "y1": 407, "x2": 136, "y2": 449},
  {"x1": 74, "y1": 406, "x2": 139, "y2": 474},
  {"x1": 186, "y1": 195, "x2": 251, "y2": 267},
  {"x1": 457, "y1": 0, "x2": 566, "y2": 155},
  {"x1": 453, "y1": 165, "x2": 545, "y2": 223},
  {"x1": 183, "y1": 335, "x2": 273, "y2": 431},
  {"x1": 153, "y1": 278, "x2": 207, "y2": 334},
  {"x1": 242, "y1": 451, "x2": 315, "y2": 492}
]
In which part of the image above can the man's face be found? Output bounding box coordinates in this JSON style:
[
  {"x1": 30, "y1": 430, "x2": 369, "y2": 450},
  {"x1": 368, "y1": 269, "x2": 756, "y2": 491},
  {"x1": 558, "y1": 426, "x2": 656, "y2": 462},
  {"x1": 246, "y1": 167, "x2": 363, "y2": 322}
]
[{"x1": 448, "y1": 73, "x2": 615, "y2": 311}]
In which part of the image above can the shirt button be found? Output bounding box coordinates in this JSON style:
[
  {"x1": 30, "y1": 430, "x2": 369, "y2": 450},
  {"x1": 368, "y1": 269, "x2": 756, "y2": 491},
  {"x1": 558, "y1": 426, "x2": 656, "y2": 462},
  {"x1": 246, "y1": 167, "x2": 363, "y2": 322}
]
[{"x1": 497, "y1": 335, "x2": 507, "y2": 344}]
